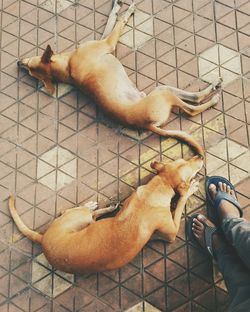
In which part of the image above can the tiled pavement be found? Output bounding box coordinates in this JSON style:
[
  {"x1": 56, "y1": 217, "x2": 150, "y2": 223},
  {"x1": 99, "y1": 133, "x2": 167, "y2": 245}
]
[{"x1": 0, "y1": 0, "x2": 249, "y2": 311}]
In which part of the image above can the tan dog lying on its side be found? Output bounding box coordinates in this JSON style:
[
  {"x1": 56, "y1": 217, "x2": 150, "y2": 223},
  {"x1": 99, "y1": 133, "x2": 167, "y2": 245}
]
[
  {"x1": 17, "y1": 2, "x2": 222, "y2": 156},
  {"x1": 9, "y1": 156, "x2": 203, "y2": 273}
]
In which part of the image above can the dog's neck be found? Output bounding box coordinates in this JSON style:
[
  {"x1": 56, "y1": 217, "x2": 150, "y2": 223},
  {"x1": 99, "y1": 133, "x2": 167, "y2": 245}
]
[
  {"x1": 119, "y1": 175, "x2": 175, "y2": 218},
  {"x1": 157, "y1": 172, "x2": 183, "y2": 194}
]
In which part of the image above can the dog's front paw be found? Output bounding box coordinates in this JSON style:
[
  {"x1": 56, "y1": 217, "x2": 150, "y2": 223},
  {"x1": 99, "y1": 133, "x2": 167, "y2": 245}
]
[
  {"x1": 211, "y1": 93, "x2": 221, "y2": 106},
  {"x1": 128, "y1": 2, "x2": 136, "y2": 14},
  {"x1": 85, "y1": 201, "x2": 98, "y2": 211},
  {"x1": 123, "y1": 2, "x2": 136, "y2": 22},
  {"x1": 186, "y1": 180, "x2": 199, "y2": 197}
]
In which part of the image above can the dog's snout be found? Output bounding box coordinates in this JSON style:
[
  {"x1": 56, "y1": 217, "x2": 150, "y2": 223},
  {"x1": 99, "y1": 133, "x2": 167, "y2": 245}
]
[
  {"x1": 17, "y1": 58, "x2": 30, "y2": 68},
  {"x1": 190, "y1": 155, "x2": 204, "y2": 170}
]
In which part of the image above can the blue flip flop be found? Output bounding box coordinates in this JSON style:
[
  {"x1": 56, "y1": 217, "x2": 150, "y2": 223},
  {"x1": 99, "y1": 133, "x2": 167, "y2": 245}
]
[
  {"x1": 205, "y1": 176, "x2": 243, "y2": 219},
  {"x1": 187, "y1": 213, "x2": 218, "y2": 258}
]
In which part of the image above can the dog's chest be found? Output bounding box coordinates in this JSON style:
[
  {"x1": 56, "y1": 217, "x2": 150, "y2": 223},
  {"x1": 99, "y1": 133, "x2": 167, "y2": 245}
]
[
  {"x1": 137, "y1": 186, "x2": 171, "y2": 208},
  {"x1": 148, "y1": 193, "x2": 170, "y2": 208}
]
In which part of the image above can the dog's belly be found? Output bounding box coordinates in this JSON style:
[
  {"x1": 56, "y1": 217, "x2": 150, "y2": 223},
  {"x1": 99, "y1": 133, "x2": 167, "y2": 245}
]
[{"x1": 78, "y1": 54, "x2": 145, "y2": 108}]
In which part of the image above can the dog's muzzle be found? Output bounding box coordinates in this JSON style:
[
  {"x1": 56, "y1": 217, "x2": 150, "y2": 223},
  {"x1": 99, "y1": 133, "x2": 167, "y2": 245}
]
[{"x1": 17, "y1": 59, "x2": 29, "y2": 69}]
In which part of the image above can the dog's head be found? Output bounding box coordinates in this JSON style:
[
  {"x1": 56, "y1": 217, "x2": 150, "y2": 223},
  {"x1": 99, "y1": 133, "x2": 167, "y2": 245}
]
[
  {"x1": 151, "y1": 156, "x2": 203, "y2": 195},
  {"x1": 17, "y1": 45, "x2": 55, "y2": 94}
]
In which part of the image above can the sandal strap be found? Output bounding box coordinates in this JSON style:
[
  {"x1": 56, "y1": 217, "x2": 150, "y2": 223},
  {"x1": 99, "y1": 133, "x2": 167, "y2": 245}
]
[
  {"x1": 206, "y1": 176, "x2": 243, "y2": 220},
  {"x1": 204, "y1": 225, "x2": 217, "y2": 258},
  {"x1": 214, "y1": 191, "x2": 242, "y2": 217}
]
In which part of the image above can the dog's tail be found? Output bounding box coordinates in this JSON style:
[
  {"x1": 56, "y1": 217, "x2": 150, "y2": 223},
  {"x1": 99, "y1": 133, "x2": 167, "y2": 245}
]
[
  {"x1": 148, "y1": 124, "x2": 204, "y2": 157},
  {"x1": 8, "y1": 194, "x2": 43, "y2": 244}
]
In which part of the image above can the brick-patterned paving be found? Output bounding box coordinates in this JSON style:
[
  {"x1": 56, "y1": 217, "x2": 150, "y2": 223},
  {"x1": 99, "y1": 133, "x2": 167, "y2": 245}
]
[{"x1": 0, "y1": 0, "x2": 249, "y2": 311}]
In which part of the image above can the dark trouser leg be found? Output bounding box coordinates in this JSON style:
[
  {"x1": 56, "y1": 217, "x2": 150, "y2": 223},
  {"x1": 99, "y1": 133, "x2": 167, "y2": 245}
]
[
  {"x1": 221, "y1": 217, "x2": 250, "y2": 270},
  {"x1": 215, "y1": 240, "x2": 250, "y2": 311}
]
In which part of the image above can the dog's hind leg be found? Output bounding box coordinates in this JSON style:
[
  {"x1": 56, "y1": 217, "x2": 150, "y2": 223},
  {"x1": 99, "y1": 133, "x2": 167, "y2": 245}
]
[
  {"x1": 173, "y1": 93, "x2": 220, "y2": 116},
  {"x1": 60, "y1": 201, "x2": 98, "y2": 215},
  {"x1": 59, "y1": 203, "x2": 119, "y2": 232},
  {"x1": 101, "y1": 0, "x2": 124, "y2": 39},
  {"x1": 146, "y1": 93, "x2": 220, "y2": 155},
  {"x1": 151, "y1": 77, "x2": 222, "y2": 104},
  {"x1": 103, "y1": 2, "x2": 136, "y2": 51},
  {"x1": 93, "y1": 202, "x2": 120, "y2": 219},
  {"x1": 56, "y1": 207, "x2": 95, "y2": 233}
]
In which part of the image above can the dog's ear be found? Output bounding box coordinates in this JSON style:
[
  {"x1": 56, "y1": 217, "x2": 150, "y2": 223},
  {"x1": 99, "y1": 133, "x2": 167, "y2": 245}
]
[
  {"x1": 150, "y1": 160, "x2": 165, "y2": 172},
  {"x1": 41, "y1": 45, "x2": 53, "y2": 64},
  {"x1": 43, "y1": 79, "x2": 55, "y2": 94}
]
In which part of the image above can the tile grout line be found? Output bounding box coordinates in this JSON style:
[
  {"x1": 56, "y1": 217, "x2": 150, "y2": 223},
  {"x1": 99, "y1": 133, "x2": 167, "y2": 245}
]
[
  {"x1": 31, "y1": 0, "x2": 41, "y2": 309},
  {"x1": 10, "y1": 0, "x2": 23, "y2": 310},
  {"x1": 0, "y1": 0, "x2": 10, "y2": 309},
  {"x1": 187, "y1": 0, "x2": 199, "y2": 306},
  {"x1": 133, "y1": 3, "x2": 146, "y2": 306},
  {"x1": 51, "y1": 0, "x2": 59, "y2": 303},
  {"x1": 93, "y1": 0, "x2": 101, "y2": 304},
  {"x1": 152, "y1": 0, "x2": 167, "y2": 310},
  {"x1": 74, "y1": 0, "x2": 79, "y2": 299},
  {"x1": 211, "y1": 2, "x2": 230, "y2": 309},
  {"x1": 234, "y1": 0, "x2": 250, "y2": 150}
]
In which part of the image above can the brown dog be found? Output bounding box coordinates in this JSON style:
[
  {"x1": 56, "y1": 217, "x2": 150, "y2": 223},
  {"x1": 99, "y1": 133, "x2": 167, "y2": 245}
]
[
  {"x1": 17, "y1": 2, "x2": 221, "y2": 156},
  {"x1": 9, "y1": 156, "x2": 202, "y2": 273}
]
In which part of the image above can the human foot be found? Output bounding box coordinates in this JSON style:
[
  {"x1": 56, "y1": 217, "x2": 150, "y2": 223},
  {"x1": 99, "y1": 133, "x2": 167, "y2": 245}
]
[
  {"x1": 192, "y1": 214, "x2": 221, "y2": 256},
  {"x1": 205, "y1": 176, "x2": 243, "y2": 223},
  {"x1": 209, "y1": 182, "x2": 241, "y2": 221}
]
